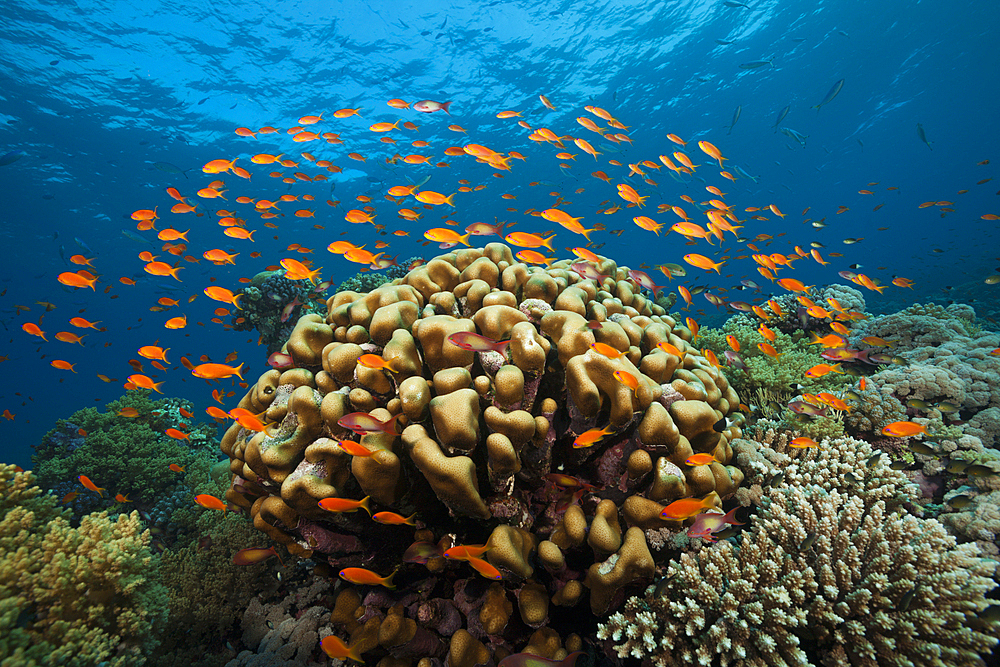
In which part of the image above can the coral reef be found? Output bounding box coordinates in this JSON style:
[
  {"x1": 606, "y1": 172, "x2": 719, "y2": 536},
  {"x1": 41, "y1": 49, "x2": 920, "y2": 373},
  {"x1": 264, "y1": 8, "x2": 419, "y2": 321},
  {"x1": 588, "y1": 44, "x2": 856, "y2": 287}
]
[
  {"x1": 219, "y1": 244, "x2": 747, "y2": 655},
  {"x1": 31, "y1": 391, "x2": 222, "y2": 530},
  {"x1": 233, "y1": 270, "x2": 328, "y2": 355},
  {"x1": 597, "y1": 431, "x2": 1000, "y2": 666},
  {"x1": 0, "y1": 464, "x2": 168, "y2": 666}
]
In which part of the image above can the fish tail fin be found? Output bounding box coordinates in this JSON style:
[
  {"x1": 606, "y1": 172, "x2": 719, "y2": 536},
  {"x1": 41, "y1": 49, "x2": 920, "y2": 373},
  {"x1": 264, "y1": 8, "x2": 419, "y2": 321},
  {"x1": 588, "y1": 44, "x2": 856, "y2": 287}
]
[
  {"x1": 459, "y1": 233, "x2": 471, "y2": 247},
  {"x1": 582, "y1": 227, "x2": 595, "y2": 242},
  {"x1": 383, "y1": 567, "x2": 398, "y2": 590},
  {"x1": 441, "y1": 102, "x2": 452, "y2": 115},
  {"x1": 348, "y1": 641, "x2": 366, "y2": 664},
  {"x1": 233, "y1": 294, "x2": 243, "y2": 310},
  {"x1": 234, "y1": 362, "x2": 245, "y2": 380},
  {"x1": 359, "y1": 496, "x2": 371, "y2": 517},
  {"x1": 542, "y1": 235, "x2": 555, "y2": 252},
  {"x1": 445, "y1": 193, "x2": 456, "y2": 207},
  {"x1": 722, "y1": 506, "x2": 744, "y2": 526},
  {"x1": 404, "y1": 512, "x2": 418, "y2": 526}
]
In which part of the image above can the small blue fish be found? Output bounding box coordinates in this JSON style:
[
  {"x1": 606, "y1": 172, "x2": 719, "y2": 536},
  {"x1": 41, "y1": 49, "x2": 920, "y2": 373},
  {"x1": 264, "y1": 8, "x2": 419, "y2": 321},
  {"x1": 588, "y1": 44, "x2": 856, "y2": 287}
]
[{"x1": 0, "y1": 150, "x2": 25, "y2": 167}]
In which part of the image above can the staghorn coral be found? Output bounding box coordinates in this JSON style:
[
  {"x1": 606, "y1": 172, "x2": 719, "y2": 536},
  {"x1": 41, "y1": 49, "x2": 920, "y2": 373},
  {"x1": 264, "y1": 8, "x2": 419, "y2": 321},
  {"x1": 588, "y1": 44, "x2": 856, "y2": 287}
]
[
  {"x1": 0, "y1": 464, "x2": 168, "y2": 667},
  {"x1": 219, "y1": 243, "x2": 748, "y2": 653},
  {"x1": 597, "y1": 432, "x2": 1000, "y2": 666}
]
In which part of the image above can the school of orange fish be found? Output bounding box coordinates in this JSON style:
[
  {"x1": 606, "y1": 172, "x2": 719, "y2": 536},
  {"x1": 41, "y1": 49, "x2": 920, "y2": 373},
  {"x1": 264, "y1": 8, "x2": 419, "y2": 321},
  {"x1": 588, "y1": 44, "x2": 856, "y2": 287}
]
[{"x1": 11, "y1": 95, "x2": 1000, "y2": 604}]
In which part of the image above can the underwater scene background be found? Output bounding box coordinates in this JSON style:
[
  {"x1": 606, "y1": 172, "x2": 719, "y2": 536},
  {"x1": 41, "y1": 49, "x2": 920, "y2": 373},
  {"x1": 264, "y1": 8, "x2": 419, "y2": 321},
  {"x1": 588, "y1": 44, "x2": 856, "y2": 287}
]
[{"x1": 2, "y1": 0, "x2": 1000, "y2": 665}]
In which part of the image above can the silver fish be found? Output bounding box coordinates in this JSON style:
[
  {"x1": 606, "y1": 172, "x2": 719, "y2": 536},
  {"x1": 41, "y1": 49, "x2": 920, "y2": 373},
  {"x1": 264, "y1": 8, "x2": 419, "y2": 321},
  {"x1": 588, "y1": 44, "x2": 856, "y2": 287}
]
[
  {"x1": 916, "y1": 123, "x2": 933, "y2": 151},
  {"x1": 727, "y1": 105, "x2": 742, "y2": 135},
  {"x1": 812, "y1": 79, "x2": 845, "y2": 111},
  {"x1": 772, "y1": 104, "x2": 790, "y2": 131},
  {"x1": 779, "y1": 127, "x2": 808, "y2": 147},
  {"x1": 739, "y1": 59, "x2": 773, "y2": 69},
  {"x1": 153, "y1": 161, "x2": 190, "y2": 178}
]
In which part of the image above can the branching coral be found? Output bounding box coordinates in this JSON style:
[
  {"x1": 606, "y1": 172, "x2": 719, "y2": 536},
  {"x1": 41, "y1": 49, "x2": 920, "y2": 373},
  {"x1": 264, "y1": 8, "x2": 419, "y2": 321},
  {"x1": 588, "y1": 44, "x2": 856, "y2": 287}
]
[
  {"x1": 597, "y1": 432, "x2": 1000, "y2": 666},
  {"x1": 0, "y1": 464, "x2": 168, "y2": 667}
]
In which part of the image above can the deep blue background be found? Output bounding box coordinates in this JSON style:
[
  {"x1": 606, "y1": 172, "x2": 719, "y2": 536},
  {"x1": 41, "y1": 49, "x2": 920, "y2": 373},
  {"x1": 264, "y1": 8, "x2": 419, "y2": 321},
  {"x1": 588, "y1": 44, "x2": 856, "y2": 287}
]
[{"x1": 1, "y1": 0, "x2": 998, "y2": 466}]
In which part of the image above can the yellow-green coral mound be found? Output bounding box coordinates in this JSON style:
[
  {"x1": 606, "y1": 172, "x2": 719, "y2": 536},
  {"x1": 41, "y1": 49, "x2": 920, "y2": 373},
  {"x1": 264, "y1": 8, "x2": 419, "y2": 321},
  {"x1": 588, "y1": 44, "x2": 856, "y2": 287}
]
[
  {"x1": 0, "y1": 464, "x2": 167, "y2": 667},
  {"x1": 221, "y1": 243, "x2": 745, "y2": 621}
]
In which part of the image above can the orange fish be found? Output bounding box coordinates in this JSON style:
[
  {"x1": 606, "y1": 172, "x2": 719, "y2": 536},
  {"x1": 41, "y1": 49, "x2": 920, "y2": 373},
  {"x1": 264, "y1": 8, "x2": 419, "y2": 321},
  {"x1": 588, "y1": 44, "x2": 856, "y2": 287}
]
[
  {"x1": 320, "y1": 636, "x2": 366, "y2": 663},
  {"x1": 79, "y1": 474, "x2": 105, "y2": 497},
  {"x1": 50, "y1": 359, "x2": 77, "y2": 372},
  {"x1": 144, "y1": 261, "x2": 182, "y2": 281},
  {"x1": 115, "y1": 493, "x2": 132, "y2": 503},
  {"x1": 882, "y1": 421, "x2": 928, "y2": 437},
  {"x1": 280, "y1": 258, "x2": 322, "y2": 284},
  {"x1": 372, "y1": 511, "x2": 418, "y2": 526},
  {"x1": 138, "y1": 345, "x2": 169, "y2": 362},
  {"x1": 164, "y1": 315, "x2": 187, "y2": 329},
  {"x1": 613, "y1": 370, "x2": 639, "y2": 391},
  {"x1": 590, "y1": 342, "x2": 624, "y2": 359},
  {"x1": 118, "y1": 407, "x2": 139, "y2": 418},
  {"x1": 339, "y1": 566, "x2": 396, "y2": 588},
  {"x1": 232, "y1": 545, "x2": 283, "y2": 565},
  {"x1": 165, "y1": 428, "x2": 189, "y2": 440},
  {"x1": 790, "y1": 437, "x2": 819, "y2": 448},
  {"x1": 686, "y1": 453, "x2": 718, "y2": 466},
  {"x1": 21, "y1": 322, "x2": 47, "y2": 340},
  {"x1": 319, "y1": 496, "x2": 372, "y2": 515},
  {"x1": 660, "y1": 494, "x2": 716, "y2": 520},
  {"x1": 128, "y1": 374, "x2": 164, "y2": 393},
  {"x1": 191, "y1": 362, "x2": 244, "y2": 380},
  {"x1": 757, "y1": 342, "x2": 781, "y2": 360},
  {"x1": 573, "y1": 425, "x2": 615, "y2": 449},
  {"x1": 466, "y1": 556, "x2": 503, "y2": 580},
  {"x1": 683, "y1": 254, "x2": 725, "y2": 273},
  {"x1": 204, "y1": 286, "x2": 242, "y2": 308},
  {"x1": 443, "y1": 544, "x2": 492, "y2": 560},
  {"x1": 194, "y1": 494, "x2": 228, "y2": 511},
  {"x1": 357, "y1": 353, "x2": 398, "y2": 373}
]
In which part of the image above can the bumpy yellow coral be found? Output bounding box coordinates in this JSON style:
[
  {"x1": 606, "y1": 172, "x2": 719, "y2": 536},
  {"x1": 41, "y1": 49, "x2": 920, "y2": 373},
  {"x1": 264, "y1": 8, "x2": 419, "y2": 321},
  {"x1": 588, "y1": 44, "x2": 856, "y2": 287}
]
[
  {"x1": 221, "y1": 244, "x2": 746, "y2": 620},
  {"x1": 0, "y1": 465, "x2": 167, "y2": 667}
]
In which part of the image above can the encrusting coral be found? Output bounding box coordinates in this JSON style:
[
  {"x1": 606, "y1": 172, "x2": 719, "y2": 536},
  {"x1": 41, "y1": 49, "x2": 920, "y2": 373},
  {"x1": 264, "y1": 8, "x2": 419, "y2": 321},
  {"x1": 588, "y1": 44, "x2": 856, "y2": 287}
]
[
  {"x1": 597, "y1": 429, "x2": 1000, "y2": 666},
  {"x1": 220, "y1": 243, "x2": 746, "y2": 649}
]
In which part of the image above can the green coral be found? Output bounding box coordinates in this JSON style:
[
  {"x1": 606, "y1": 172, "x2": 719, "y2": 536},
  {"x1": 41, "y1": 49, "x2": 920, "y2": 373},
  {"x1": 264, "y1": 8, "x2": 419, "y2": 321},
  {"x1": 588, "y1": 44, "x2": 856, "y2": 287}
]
[
  {"x1": 150, "y1": 510, "x2": 280, "y2": 667},
  {"x1": 32, "y1": 392, "x2": 220, "y2": 511},
  {"x1": 0, "y1": 464, "x2": 168, "y2": 666},
  {"x1": 335, "y1": 269, "x2": 392, "y2": 293},
  {"x1": 698, "y1": 313, "x2": 853, "y2": 400}
]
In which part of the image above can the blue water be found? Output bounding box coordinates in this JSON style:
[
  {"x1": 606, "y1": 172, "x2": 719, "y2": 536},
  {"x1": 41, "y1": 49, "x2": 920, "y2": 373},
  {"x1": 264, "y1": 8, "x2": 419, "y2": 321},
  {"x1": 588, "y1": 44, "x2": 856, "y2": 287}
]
[{"x1": 1, "y1": 0, "x2": 998, "y2": 466}]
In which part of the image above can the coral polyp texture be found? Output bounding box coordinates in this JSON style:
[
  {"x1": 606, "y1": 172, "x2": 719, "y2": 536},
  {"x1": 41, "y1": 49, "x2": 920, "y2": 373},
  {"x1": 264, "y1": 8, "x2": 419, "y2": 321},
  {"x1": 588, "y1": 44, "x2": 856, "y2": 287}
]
[
  {"x1": 221, "y1": 244, "x2": 744, "y2": 623},
  {"x1": 598, "y1": 430, "x2": 1000, "y2": 667}
]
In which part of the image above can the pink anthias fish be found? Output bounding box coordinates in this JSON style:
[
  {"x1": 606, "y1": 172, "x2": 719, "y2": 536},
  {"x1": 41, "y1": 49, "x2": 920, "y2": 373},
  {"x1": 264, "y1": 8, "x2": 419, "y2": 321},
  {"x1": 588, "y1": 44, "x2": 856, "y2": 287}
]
[
  {"x1": 687, "y1": 507, "x2": 744, "y2": 542},
  {"x1": 723, "y1": 350, "x2": 748, "y2": 371},
  {"x1": 413, "y1": 100, "x2": 452, "y2": 114},
  {"x1": 338, "y1": 412, "x2": 405, "y2": 436},
  {"x1": 570, "y1": 262, "x2": 610, "y2": 282},
  {"x1": 447, "y1": 331, "x2": 511, "y2": 354},
  {"x1": 267, "y1": 351, "x2": 294, "y2": 369},
  {"x1": 279, "y1": 297, "x2": 301, "y2": 323},
  {"x1": 627, "y1": 269, "x2": 667, "y2": 297},
  {"x1": 466, "y1": 220, "x2": 507, "y2": 237}
]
